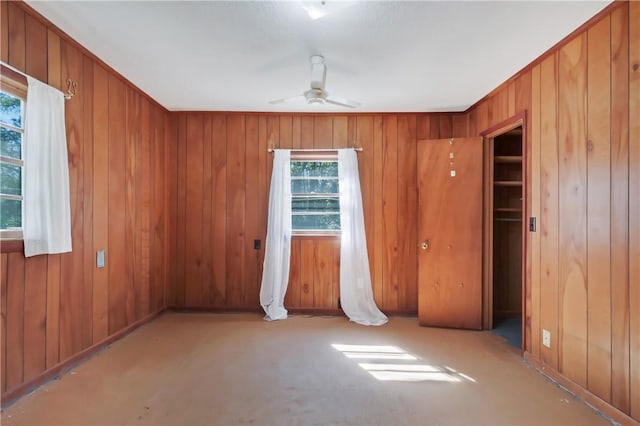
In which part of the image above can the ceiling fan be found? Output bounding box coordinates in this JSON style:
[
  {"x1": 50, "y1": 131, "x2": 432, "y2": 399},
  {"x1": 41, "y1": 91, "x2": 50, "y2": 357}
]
[{"x1": 269, "y1": 55, "x2": 360, "y2": 108}]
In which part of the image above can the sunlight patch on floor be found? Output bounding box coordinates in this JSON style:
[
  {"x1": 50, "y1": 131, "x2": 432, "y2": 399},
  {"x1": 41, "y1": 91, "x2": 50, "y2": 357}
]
[{"x1": 332, "y1": 343, "x2": 476, "y2": 383}]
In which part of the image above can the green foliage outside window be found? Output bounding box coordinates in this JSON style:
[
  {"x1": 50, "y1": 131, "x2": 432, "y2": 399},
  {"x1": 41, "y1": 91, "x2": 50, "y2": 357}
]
[
  {"x1": 0, "y1": 91, "x2": 23, "y2": 231},
  {"x1": 291, "y1": 161, "x2": 340, "y2": 231}
]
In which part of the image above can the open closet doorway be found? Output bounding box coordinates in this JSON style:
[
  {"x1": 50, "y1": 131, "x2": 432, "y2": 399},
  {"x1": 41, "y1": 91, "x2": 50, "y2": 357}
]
[{"x1": 482, "y1": 116, "x2": 526, "y2": 350}]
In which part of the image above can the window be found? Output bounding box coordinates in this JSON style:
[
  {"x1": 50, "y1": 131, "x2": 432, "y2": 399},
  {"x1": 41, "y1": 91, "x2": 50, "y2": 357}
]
[
  {"x1": 291, "y1": 155, "x2": 340, "y2": 233},
  {"x1": 0, "y1": 85, "x2": 25, "y2": 240}
]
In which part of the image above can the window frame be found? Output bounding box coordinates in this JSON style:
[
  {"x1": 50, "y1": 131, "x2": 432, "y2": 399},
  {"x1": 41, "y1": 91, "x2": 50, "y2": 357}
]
[
  {"x1": 0, "y1": 69, "x2": 28, "y2": 242},
  {"x1": 290, "y1": 150, "x2": 341, "y2": 237}
]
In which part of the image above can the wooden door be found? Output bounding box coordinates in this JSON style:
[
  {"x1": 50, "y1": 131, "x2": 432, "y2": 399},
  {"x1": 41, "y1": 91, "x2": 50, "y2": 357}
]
[{"x1": 417, "y1": 137, "x2": 483, "y2": 329}]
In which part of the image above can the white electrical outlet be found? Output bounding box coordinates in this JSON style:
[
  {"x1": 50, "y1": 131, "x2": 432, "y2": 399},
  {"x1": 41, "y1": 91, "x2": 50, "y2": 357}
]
[
  {"x1": 96, "y1": 250, "x2": 105, "y2": 268},
  {"x1": 542, "y1": 329, "x2": 551, "y2": 348}
]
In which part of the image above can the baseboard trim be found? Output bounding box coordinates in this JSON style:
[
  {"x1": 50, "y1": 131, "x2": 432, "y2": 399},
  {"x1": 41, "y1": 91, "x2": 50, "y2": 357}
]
[
  {"x1": 524, "y1": 352, "x2": 639, "y2": 426},
  {"x1": 167, "y1": 306, "x2": 417, "y2": 317},
  {"x1": 1, "y1": 309, "x2": 165, "y2": 406}
]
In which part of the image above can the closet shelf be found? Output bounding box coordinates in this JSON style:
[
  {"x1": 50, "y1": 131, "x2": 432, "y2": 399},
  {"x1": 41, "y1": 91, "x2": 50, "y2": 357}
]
[
  {"x1": 494, "y1": 181, "x2": 522, "y2": 187},
  {"x1": 494, "y1": 156, "x2": 523, "y2": 163},
  {"x1": 494, "y1": 207, "x2": 522, "y2": 213}
]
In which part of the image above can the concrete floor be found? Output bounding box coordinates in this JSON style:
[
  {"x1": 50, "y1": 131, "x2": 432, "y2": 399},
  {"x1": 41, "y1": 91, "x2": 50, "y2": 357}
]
[{"x1": 2, "y1": 313, "x2": 609, "y2": 426}]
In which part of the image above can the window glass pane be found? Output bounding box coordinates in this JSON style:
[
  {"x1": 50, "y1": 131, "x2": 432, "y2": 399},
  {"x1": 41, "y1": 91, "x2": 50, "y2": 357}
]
[
  {"x1": 0, "y1": 92, "x2": 22, "y2": 128},
  {"x1": 0, "y1": 163, "x2": 22, "y2": 195},
  {"x1": 292, "y1": 197, "x2": 340, "y2": 213},
  {"x1": 291, "y1": 161, "x2": 338, "y2": 177},
  {"x1": 292, "y1": 214, "x2": 340, "y2": 231},
  {"x1": 291, "y1": 179, "x2": 338, "y2": 194},
  {"x1": 0, "y1": 127, "x2": 22, "y2": 159},
  {"x1": 0, "y1": 198, "x2": 21, "y2": 229}
]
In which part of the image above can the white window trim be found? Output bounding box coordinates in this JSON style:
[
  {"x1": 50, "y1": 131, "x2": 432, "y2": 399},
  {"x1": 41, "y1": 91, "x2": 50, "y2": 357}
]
[
  {"x1": 291, "y1": 152, "x2": 341, "y2": 236},
  {"x1": 0, "y1": 79, "x2": 26, "y2": 241}
]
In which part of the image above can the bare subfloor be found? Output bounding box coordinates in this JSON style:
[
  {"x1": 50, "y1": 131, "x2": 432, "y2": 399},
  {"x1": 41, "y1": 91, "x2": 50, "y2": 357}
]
[{"x1": 2, "y1": 313, "x2": 609, "y2": 426}]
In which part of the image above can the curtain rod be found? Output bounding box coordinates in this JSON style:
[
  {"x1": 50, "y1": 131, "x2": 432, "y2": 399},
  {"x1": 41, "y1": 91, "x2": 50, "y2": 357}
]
[
  {"x1": 1, "y1": 61, "x2": 77, "y2": 100},
  {"x1": 267, "y1": 147, "x2": 363, "y2": 153}
]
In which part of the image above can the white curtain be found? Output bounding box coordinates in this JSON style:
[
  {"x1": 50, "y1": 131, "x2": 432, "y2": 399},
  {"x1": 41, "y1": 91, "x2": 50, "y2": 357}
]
[
  {"x1": 23, "y1": 76, "x2": 72, "y2": 257},
  {"x1": 259, "y1": 149, "x2": 292, "y2": 320},
  {"x1": 338, "y1": 149, "x2": 388, "y2": 326}
]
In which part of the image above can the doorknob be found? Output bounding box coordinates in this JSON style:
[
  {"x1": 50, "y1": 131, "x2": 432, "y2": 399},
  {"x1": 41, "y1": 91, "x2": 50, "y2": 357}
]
[{"x1": 419, "y1": 240, "x2": 430, "y2": 250}]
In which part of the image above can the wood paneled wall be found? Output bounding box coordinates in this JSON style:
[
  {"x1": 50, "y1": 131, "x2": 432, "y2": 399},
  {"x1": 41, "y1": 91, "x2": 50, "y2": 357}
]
[
  {"x1": 169, "y1": 113, "x2": 468, "y2": 312},
  {"x1": 0, "y1": 1, "x2": 172, "y2": 398},
  {"x1": 467, "y1": 2, "x2": 639, "y2": 420}
]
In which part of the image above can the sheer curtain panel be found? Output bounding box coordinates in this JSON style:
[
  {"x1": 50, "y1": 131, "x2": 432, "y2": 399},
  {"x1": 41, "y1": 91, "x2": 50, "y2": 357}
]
[
  {"x1": 23, "y1": 76, "x2": 72, "y2": 257},
  {"x1": 338, "y1": 149, "x2": 388, "y2": 326},
  {"x1": 259, "y1": 149, "x2": 292, "y2": 320}
]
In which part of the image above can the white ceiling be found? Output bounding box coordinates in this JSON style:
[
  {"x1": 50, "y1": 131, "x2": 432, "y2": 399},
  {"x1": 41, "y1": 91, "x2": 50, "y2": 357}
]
[{"x1": 26, "y1": 1, "x2": 610, "y2": 113}]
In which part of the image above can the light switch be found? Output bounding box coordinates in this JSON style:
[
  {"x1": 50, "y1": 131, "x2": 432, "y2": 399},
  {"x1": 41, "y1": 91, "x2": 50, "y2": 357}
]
[{"x1": 96, "y1": 250, "x2": 105, "y2": 268}]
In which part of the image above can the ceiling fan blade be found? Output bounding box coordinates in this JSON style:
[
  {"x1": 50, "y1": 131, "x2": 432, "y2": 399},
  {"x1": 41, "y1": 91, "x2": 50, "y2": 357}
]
[
  {"x1": 324, "y1": 95, "x2": 360, "y2": 108},
  {"x1": 269, "y1": 95, "x2": 305, "y2": 105}
]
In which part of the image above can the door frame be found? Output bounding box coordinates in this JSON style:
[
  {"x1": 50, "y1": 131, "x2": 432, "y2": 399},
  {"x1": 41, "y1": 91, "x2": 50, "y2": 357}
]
[{"x1": 480, "y1": 112, "x2": 528, "y2": 352}]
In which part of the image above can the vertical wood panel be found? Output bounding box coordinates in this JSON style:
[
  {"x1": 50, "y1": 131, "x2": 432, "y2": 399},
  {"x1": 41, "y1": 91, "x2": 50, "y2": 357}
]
[
  {"x1": 539, "y1": 53, "x2": 560, "y2": 370},
  {"x1": 211, "y1": 115, "x2": 227, "y2": 306},
  {"x1": 166, "y1": 114, "x2": 178, "y2": 308},
  {"x1": 316, "y1": 240, "x2": 335, "y2": 307},
  {"x1": 332, "y1": 116, "x2": 348, "y2": 148},
  {"x1": 1, "y1": 2, "x2": 8, "y2": 63},
  {"x1": 245, "y1": 115, "x2": 260, "y2": 307},
  {"x1": 610, "y1": 4, "x2": 630, "y2": 413},
  {"x1": 226, "y1": 115, "x2": 246, "y2": 307},
  {"x1": 174, "y1": 113, "x2": 187, "y2": 306},
  {"x1": 629, "y1": 2, "x2": 640, "y2": 418},
  {"x1": 108, "y1": 75, "x2": 127, "y2": 331},
  {"x1": 372, "y1": 115, "x2": 384, "y2": 306},
  {"x1": 6, "y1": 253, "x2": 24, "y2": 390},
  {"x1": 312, "y1": 241, "x2": 323, "y2": 306},
  {"x1": 185, "y1": 114, "x2": 204, "y2": 306},
  {"x1": 586, "y1": 15, "x2": 612, "y2": 402},
  {"x1": 285, "y1": 239, "x2": 301, "y2": 308},
  {"x1": 22, "y1": 256, "x2": 47, "y2": 382},
  {"x1": 291, "y1": 116, "x2": 301, "y2": 149},
  {"x1": 257, "y1": 116, "x2": 269, "y2": 300},
  {"x1": 397, "y1": 115, "x2": 418, "y2": 311},
  {"x1": 45, "y1": 29, "x2": 62, "y2": 371},
  {"x1": 92, "y1": 64, "x2": 109, "y2": 343},
  {"x1": 313, "y1": 116, "x2": 332, "y2": 148},
  {"x1": 81, "y1": 54, "x2": 94, "y2": 348},
  {"x1": 356, "y1": 116, "x2": 374, "y2": 284},
  {"x1": 300, "y1": 240, "x2": 314, "y2": 308},
  {"x1": 124, "y1": 88, "x2": 139, "y2": 325},
  {"x1": 45, "y1": 255, "x2": 60, "y2": 369},
  {"x1": 530, "y1": 65, "x2": 541, "y2": 357},
  {"x1": 300, "y1": 116, "x2": 313, "y2": 149},
  {"x1": 201, "y1": 115, "x2": 213, "y2": 306},
  {"x1": 7, "y1": 2, "x2": 25, "y2": 72},
  {"x1": 59, "y1": 41, "x2": 84, "y2": 361},
  {"x1": 137, "y1": 98, "x2": 151, "y2": 318},
  {"x1": 24, "y1": 14, "x2": 47, "y2": 82},
  {"x1": 1, "y1": 254, "x2": 7, "y2": 392},
  {"x1": 557, "y1": 34, "x2": 588, "y2": 387},
  {"x1": 451, "y1": 114, "x2": 468, "y2": 138},
  {"x1": 382, "y1": 116, "x2": 398, "y2": 311},
  {"x1": 152, "y1": 106, "x2": 167, "y2": 312}
]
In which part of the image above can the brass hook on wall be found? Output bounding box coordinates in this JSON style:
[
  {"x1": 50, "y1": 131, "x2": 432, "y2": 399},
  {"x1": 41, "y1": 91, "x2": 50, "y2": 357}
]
[{"x1": 64, "y1": 78, "x2": 77, "y2": 100}]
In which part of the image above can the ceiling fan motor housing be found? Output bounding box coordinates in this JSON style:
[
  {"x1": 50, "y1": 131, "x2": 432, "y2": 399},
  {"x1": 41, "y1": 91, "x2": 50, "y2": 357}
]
[{"x1": 309, "y1": 55, "x2": 327, "y2": 90}]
